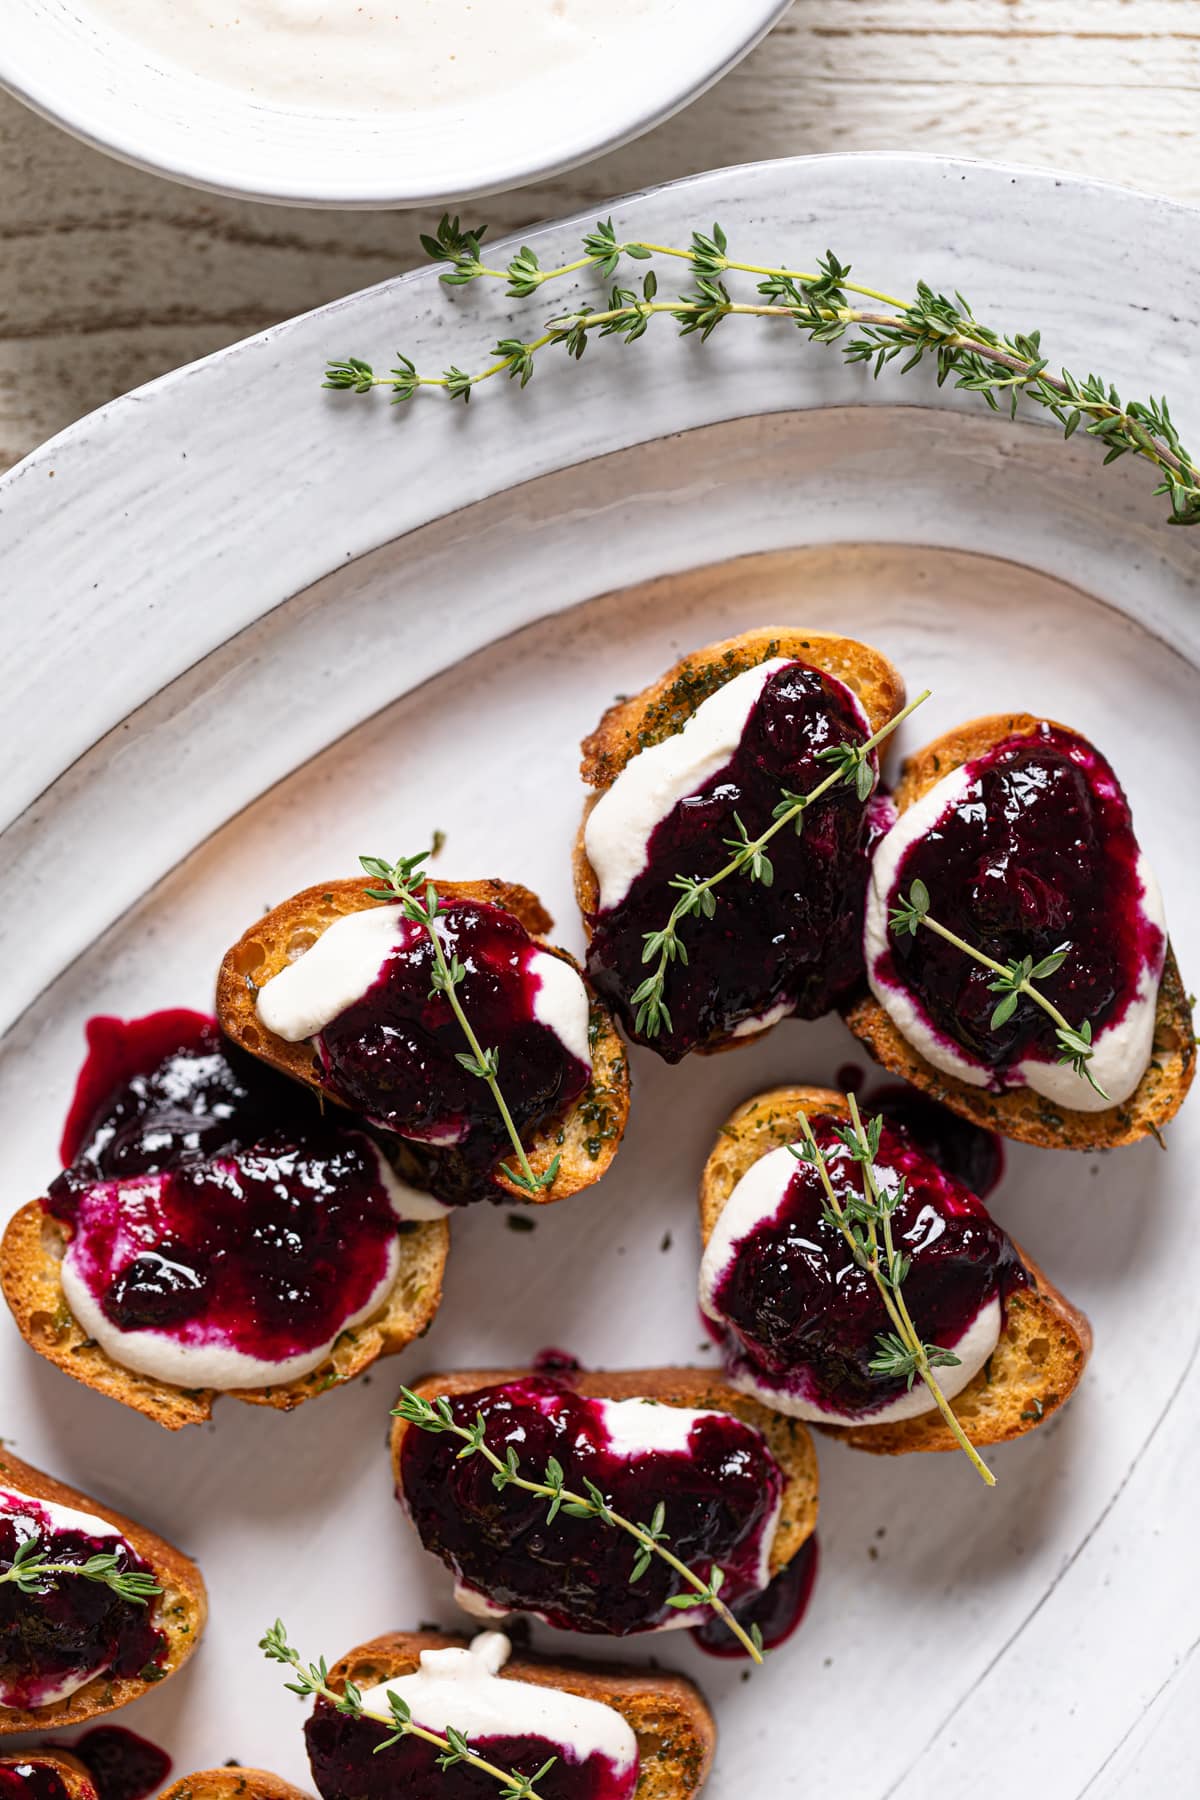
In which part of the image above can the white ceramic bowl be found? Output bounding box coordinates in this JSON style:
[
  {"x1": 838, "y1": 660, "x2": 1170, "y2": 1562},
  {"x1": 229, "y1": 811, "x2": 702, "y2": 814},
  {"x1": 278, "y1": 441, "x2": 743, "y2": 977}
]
[{"x1": 0, "y1": 0, "x2": 792, "y2": 206}]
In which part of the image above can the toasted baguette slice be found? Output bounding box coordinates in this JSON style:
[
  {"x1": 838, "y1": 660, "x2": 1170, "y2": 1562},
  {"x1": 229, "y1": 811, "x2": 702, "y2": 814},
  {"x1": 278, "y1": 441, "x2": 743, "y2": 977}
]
[
  {"x1": 160, "y1": 1774, "x2": 311, "y2": 1800},
  {"x1": 319, "y1": 1629, "x2": 715, "y2": 1800},
  {"x1": 574, "y1": 628, "x2": 907, "y2": 1054},
  {"x1": 700, "y1": 1086, "x2": 1093, "y2": 1455},
  {"x1": 844, "y1": 713, "x2": 1195, "y2": 1150},
  {"x1": 391, "y1": 1366, "x2": 818, "y2": 1582},
  {"x1": 218, "y1": 877, "x2": 630, "y2": 1206},
  {"x1": 0, "y1": 1200, "x2": 448, "y2": 1433},
  {"x1": 0, "y1": 1447, "x2": 207, "y2": 1732},
  {"x1": 0, "y1": 1752, "x2": 98, "y2": 1799}
]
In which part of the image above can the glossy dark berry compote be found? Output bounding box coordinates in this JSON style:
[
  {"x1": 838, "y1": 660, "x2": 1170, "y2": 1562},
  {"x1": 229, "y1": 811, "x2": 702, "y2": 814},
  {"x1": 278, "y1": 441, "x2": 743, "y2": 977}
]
[
  {"x1": 45, "y1": 1012, "x2": 411, "y2": 1377},
  {"x1": 0, "y1": 1493, "x2": 166, "y2": 1710},
  {"x1": 0, "y1": 1766, "x2": 77, "y2": 1800},
  {"x1": 708, "y1": 1116, "x2": 1026, "y2": 1419},
  {"x1": 875, "y1": 724, "x2": 1164, "y2": 1082},
  {"x1": 586, "y1": 661, "x2": 881, "y2": 1060},
  {"x1": 58, "y1": 1730, "x2": 170, "y2": 1800},
  {"x1": 694, "y1": 1533, "x2": 819, "y2": 1659},
  {"x1": 399, "y1": 1377, "x2": 782, "y2": 1634},
  {"x1": 870, "y1": 1084, "x2": 1004, "y2": 1199},
  {"x1": 307, "y1": 1702, "x2": 635, "y2": 1800},
  {"x1": 315, "y1": 902, "x2": 589, "y2": 1203}
]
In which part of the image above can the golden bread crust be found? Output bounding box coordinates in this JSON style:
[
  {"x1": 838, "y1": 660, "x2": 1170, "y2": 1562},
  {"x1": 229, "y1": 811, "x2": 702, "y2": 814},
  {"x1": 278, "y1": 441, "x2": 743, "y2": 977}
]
[{"x1": 159, "y1": 1774, "x2": 312, "y2": 1800}]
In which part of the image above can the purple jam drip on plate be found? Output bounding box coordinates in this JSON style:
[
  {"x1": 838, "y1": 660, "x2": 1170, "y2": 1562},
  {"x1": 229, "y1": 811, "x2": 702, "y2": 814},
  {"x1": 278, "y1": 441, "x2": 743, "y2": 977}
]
[
  {"x1": 876, "y1": 724, "x2": 1163, "y2": 1081},
  {"x1": 315, "y1": 900, "x2": 589, "y2": 1203},
  {"x1": 45, "y1": 1012, "x2": 411, "y2": 1367},
  {"x1": 869, "y1": 1084, "x2": 1004, "y2": 1199},
  {"x1": 585, "y1": 661, "x2": 879, "y2": 1060},
  {"x1": 694, "y1": 1533, "x2": 819, "y2": 1659},
  {"x1": 61, "y1": 1730, "x2": 170, "y2": 1800},
  {"x1": 711, "y1": 1115, "x2": 1026, "y2": 1419},
  {"x1": 0, "y1": 1496, "x2": 167, "y2": 1710},
  {"x1": 399, "y1": 1376, "x2": 782, "y2": 1636},
  {"x1": 0, "y1": 1767, "x2": 76, "y2": 1800},
  {"x1": 306, "y1": 1701, "x2": 636, "y2": 1800}
]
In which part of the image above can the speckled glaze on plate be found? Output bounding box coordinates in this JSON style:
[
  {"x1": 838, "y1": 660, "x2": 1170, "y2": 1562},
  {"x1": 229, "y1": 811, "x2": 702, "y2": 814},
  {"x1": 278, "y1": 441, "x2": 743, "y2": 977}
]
[{"x1": 0, "y1": 158, "x2": 1198, "y2": 1800}]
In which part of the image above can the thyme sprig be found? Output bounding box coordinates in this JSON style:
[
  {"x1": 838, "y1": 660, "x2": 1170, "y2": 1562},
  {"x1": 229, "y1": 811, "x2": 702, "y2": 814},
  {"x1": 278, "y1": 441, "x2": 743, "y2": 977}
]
[
  {"x1": 791, "y1": 1097, "x2": 996, "y2": 1486},
  {"x1": 324, "y1": 217, "x2": 1200, "y2": 527},
  {"x1": 260, "y1": 1622, "x2": 554, "y2": 1800},
  {"x1": 631, "y1": 689, "x2": 931, "y2": 1039},
  {"x1": 889, "y1": 879, "x2": 1107, "y2": 1098},
  {"x1": 0, "y1": 1532, "x2": 162, "y2": 1605},
  {"x1": 359, "y1": 852, "x2": 559, "y2": 1195},
  {"x1": 392, "y1": 1387, "x2": 764, "y2": 1662}
]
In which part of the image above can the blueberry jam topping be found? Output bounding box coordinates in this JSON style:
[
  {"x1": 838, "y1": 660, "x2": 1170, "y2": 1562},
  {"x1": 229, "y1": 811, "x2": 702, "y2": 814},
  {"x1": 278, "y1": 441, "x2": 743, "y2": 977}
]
[
  {"x1": 45, "y1": 1013, "x2": 413, "y2": 1376},
  {"x1": 870, "y1": 1085, "x2": 1004, "y2": 1199},
  {"x1": 315, "y1": 902, "x2": 589, "y2": 1202},
  {"x1": 0, "y1": 1767, "x2": 75, "y2": 1800},
  {"x1": 0, "y1": 1493, "x2": 166, "y2": 1710},
  {"x1": 710, "y1": 1116, "x2": 1026, "y2": 1419},
  {"x1": 876, "y1": 724, "x2": 1164, "y2": 1079},
  {"x1": 307, "y1": 1703, "x2": 635, "y2": 1800},
  {"x1": 694, "y1": 1533, "x2": 819, "y2": 1659},
  {"x1": 586, "y1": 661, "x2": 880, "y2": 1060},
  {"x1": 55, "y1": 1731, "x2": 170, "y2": 1800},
  {"x1": 399, "y1": 1377, "x2": 782, "y2": 1635}
]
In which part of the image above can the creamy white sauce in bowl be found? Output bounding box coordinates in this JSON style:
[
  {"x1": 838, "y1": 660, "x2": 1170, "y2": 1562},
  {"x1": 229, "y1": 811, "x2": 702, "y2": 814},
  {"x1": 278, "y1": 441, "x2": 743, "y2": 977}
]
[{"x1": 0, "y1": 0, "x2": 792, "y2": 205}]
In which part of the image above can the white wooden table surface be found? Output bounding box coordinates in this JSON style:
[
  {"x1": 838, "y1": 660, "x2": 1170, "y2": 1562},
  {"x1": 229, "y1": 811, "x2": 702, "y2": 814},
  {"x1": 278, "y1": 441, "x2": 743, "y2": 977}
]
[{"x1": 2, "y1": 0, "x2": 1199, "y2": 473}]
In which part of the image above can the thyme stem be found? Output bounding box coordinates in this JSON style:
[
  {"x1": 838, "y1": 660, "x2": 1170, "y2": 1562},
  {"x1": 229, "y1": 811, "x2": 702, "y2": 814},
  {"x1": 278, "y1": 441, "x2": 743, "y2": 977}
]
[
  {"x1": 889, "y1": 880, "x2": 1108, "y2": 1098},
  {"x1": 360, "y1": 853, "x2": 560, "y2": 1194},
  {"x1": 0, "y1": 1535, "x2": 162, "y2": 1605},
  {"x1": 631, "y1": 687, "x2": 931, "y2": 1038},
  {"x1": 392, "y1": 1389, "x2": 765, "y2": 1662},
  {"x1": 795, "y1": 1099, "x2": 996, "y2": 1486},
  {"x1": 325, "y1": 218, "x2": 1200, "y2": 526}
]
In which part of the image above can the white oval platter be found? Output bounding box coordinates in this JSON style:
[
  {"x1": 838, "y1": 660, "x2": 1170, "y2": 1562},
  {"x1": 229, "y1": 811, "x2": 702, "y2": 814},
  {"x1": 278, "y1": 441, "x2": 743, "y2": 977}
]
[{"x1": 1, "y1": 155, "x2": 1198, "y2": 1800}]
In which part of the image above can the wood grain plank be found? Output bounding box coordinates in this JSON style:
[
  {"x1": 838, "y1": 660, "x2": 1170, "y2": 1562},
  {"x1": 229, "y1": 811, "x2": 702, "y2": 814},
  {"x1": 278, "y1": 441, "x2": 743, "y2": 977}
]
[{"x1": 3, "y1": 1, "x2": 1199, "y2": 470}]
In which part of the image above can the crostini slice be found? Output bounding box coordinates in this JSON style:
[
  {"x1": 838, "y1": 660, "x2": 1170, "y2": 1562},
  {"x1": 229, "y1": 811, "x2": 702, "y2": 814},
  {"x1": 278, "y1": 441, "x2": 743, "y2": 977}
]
[
  {"x1": 700, "y1": 1086, "x2": 1092, "y2": 1455},
  {"x1": 574, "y1": 628, "x2": 908, "y2": 1058},
  {"x1": 845, "y1": 714, "x2": 1194, "y2": 1151},
  {"x1": 0, "y1": 1448, "x2": 206, "y2": 1732},
  {"x1": 1, "y1": 1011, "x2": 449, "y2": 1432},
  {"x1": 159, "y1": 1775, "x2": 311, "y2": 1800},
  {"x1": 1, "y1": 1193, "x2": 447, "y2": 1432},
  {"x1": 218, "y1": 877, "x2": 630, "y2": 1206},
  {"x1": 0, "y1": 1751, "x2": 98, "y2": 1800},
  {"x1": 391, "y1": 1366, "x2": 818, "y2": 1621},
  {"x1": 310, "y1": 1630, "x2": 715, "y2": 1800}
]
